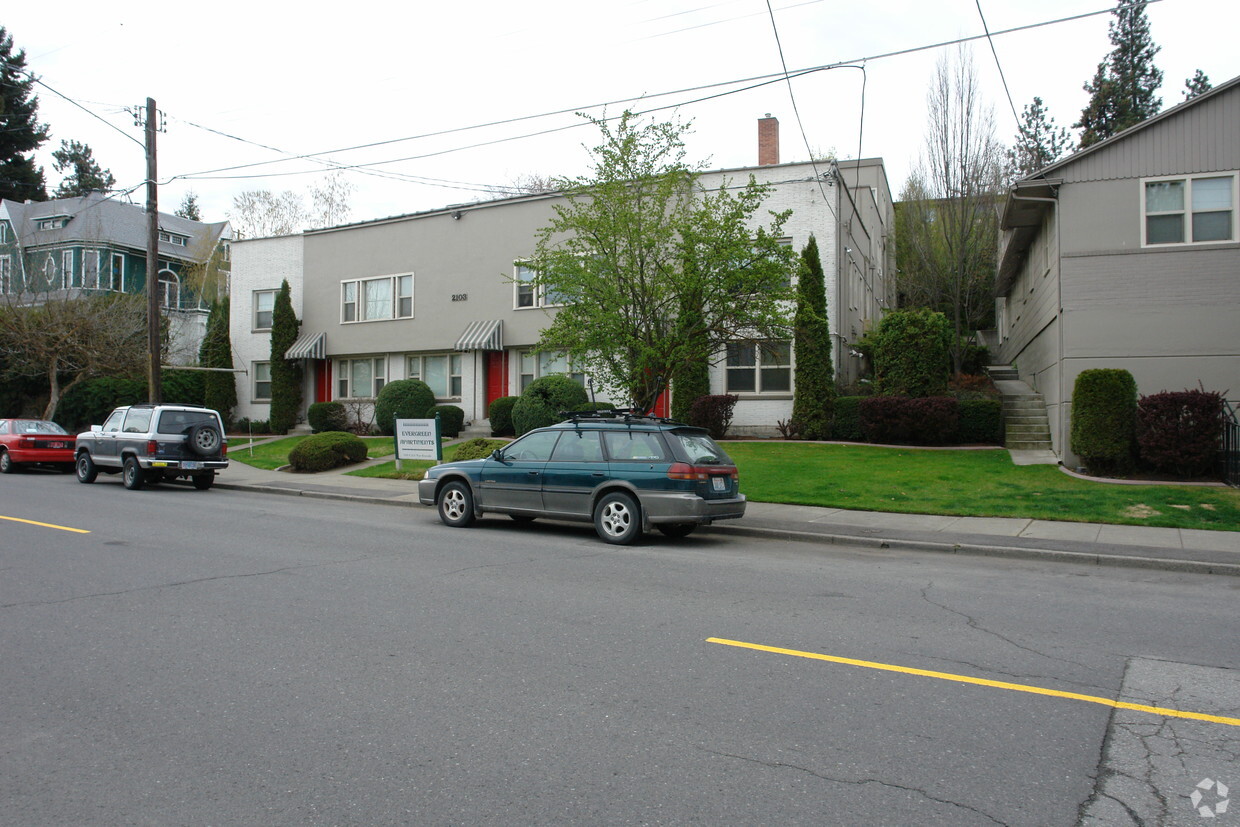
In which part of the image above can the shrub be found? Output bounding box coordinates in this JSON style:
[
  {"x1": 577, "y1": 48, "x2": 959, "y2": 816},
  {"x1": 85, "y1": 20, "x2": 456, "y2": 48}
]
[
  {"x1": 269, "y1": 280, "x2": 302, "y2": 435},
  {"x1": 958, "y1": 341, "x2": 991, "y2": 376},
  {"x1": 688, "y1": 394, "x2": 738, "y2": 440},
  {"x1": 957, "y1": 399, "x2": 1003, "y2": 444},
  {"x1": 287, "y1": 431, "x2": 368, "y2": 472},
  {"x1": 1137, "y1": 388, "x2": 1225, "y2": 478},
  {"x1": 1071, "y1": 369, "x2": 1137, "y2": 475},
  {"x1": 307, "y1": 401, "x2": 348, "y2": 433},
  {"x1": 831, "y1": 396, "x2": 864, "y2": 440},
  {"x1": 861, "y1": 396, "x2": 958, "y2": 445},
  {"x1": 234, "y1": 418, "x2": 272, "y2": 435},
  {"x1": 948, "y1": 374, "x2": 999, "y2": 400},
  {"x1": 792, "y1": 235, "x2": 835, "y2": 439},
  {"x1": 428, "y1": 404, "x2": 465, "y2": 438},
  {"x1": 453, "y1": 437, "x2": 508, "y2": 461},
  {"x1": 488, "y1": 396, "x2": 519, "y2": 436},
  {"x1": 872, "y1": 308, "x2": 952, "y2": 397},
  {"x1": 53, "y1": 372, "x2": 206, "y2": 433},
  {"x1": 373, "y1": 379, "x2": 436, "y2": 436},
  {"x1": 512, "y1": 375, "x2": 588, "y2": 436}
]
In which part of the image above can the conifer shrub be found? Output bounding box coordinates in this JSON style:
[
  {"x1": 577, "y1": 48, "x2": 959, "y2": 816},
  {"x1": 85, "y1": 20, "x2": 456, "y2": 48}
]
[
  {"x1": 1136, "y1": 388, "x2": 1225, "y2": 478},
  {"x1": 373, "y1": 379, "x2": 435, "y2": 436},
  {"x1": 268, "y1": 280, "x2": 302, "y2": 434},
  {"x1": 287, "y1": 431, "x2": 368, "y2": 472},
  {"x1": 512, "y1": 375, "x2": 588, "y2": 436},
  {"x1": 860, "y1": 396, "x2": 958, "y2": 445},
  {"x1": 427, "y1": 405, "x2": 465, "y2": 438},
  {"x1": 488, "y1": 396, "x2": 519, "y2": 436},
  {"x1": 791, "y1": 235, "x2": 835, "y2": 439},
  {"x1": 453, "y1": 438, "x2": 508, "y2": 461},
  {"x1": 957, "y1": 398, "x2": 1003, "y2": 444},
  {"x1": 307, "y1": 401, "x2": 348, "y2": 433},
  {"x1": 872, "y1": 308, "x2": 952, "y2": 397},
  {"x1": 688, "y1": 394, "x2": 738, "y2": 440},
  {"x1": 1070, "y1": 369, "x2": 1137, "y2": 474},
  {"x1": 830, "y1": 396, "x2": 864, "y2": 441}
]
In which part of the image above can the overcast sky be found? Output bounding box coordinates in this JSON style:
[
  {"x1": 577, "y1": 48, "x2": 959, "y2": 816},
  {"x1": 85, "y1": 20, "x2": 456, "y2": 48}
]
[{"x1": 5, "y1": 0, "x2": 1237, "y2": 229}]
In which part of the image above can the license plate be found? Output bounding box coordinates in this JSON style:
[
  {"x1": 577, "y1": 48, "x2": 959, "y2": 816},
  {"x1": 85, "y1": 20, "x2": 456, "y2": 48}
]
[
  {"x1": 50, "y1": 441, "x2": 67, "y2": 449},
  {"x1": 182, "y1": 461, "x2": 202, "y2": 470},
  {"x1": 711, "y1": 476, "x2": 726, "y2": 492}
]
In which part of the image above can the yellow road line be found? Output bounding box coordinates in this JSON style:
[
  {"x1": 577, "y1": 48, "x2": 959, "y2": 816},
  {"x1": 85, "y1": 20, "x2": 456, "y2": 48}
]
[
  {"x1": 707, "y1": 637, "x2": 1240, "y2": 728},
  {"x1": 0, "y1": 515, "x2": 91, "y2": 534}
]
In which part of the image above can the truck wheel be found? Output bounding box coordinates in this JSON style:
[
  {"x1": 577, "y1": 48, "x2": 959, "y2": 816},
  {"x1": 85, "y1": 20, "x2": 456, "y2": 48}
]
[
  {"x1": 76, "y1": 453, "x2": 98, "y2": 484},
  {"x1": 123, "y1": 456, "x2": 145, "y2": 490}
]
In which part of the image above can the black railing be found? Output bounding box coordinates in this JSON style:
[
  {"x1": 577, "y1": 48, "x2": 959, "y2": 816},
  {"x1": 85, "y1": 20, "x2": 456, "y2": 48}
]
[{"x1": 1222, "y1": 400, "x2": 1239, "y2": 487}]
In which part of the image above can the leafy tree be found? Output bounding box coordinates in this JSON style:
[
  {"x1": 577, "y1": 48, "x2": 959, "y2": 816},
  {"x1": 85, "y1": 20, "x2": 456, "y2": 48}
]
[
  {"x1": 0, "y1": 26, "x2": 49, "y2": 202},
  {"x1": 51, "y1": 140, "x2": 116, "y2": 197},
  {"x1": 531, "y1": 111, "x2": 796, "y2": 412},
  {"x1": 1183, "y1": 69, "x2": 1212, "y2": 101},
  {"x1": 229, "y1": 190, "x2": 306, "y2": 238},
  {"x1": 199, "y1": 297, "x2": 236, "y2": 425},
  {"x1": 872, "y1": 309, "x2": 952, "y2": 398},
  {"x1": 791, "y1": 236, "x2": 834, "y2": 439},
  {"x1": 1005, "y1": 97, "x2": 1072, "y2": 181},
  {"x1": 176, "y1": 191, "x2": 203, "y2": 221},
  {"x1": 268, "y1": 280, "x2": 302, "y2": 433},
  {"x1": 309, "y1": 171, "x2": 355, "y2": 228},
  {"x1": 1075, "y1": 0, "x2": 1163, "y2": 148},
  {"x1": 896, "y1": 49, "x2": 1000, "y2": 374},
  {"x1": 669, "y1": 302, "x2": 710, "y2": 424}
]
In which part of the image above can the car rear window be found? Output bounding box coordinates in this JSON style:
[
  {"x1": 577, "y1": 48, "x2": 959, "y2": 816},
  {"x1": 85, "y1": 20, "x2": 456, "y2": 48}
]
[
  {"x1": 672, "y1": 430, "x2": 732, "y2": 465},
  {"x1": 11, "y1": 420, "x2": 68, "y2": 435},
  {"x1": 157, "y1": 411, "x2": 218, "y2": 435},
  {"x1": 603, "y1": 431, "x2": 668, "y2": 462}
]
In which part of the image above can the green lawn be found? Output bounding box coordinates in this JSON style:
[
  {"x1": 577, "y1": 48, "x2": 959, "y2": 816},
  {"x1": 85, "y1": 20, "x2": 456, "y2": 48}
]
[
  {"x1": 346, "y1": 440, "x2": 506, "y2": 480},
  {"x1": 228, "y1": 435, "x2": 396, "y2": 471},
  {"x1": 723, "y1": 442, "x2": 1240, "y2": 532}
]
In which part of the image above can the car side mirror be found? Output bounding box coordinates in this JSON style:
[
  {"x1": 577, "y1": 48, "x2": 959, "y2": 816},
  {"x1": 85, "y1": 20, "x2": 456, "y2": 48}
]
[
  {"x1": 91, "y1": 425, "x2": 102, "y2": 433},
  {"x1": 491, "y1": 449, "x2": 504, "y2": 461}
]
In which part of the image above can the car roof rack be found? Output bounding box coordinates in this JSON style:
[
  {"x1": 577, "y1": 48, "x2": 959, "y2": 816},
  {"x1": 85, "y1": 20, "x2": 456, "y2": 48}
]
[{"x1": 558, "y1": 408, "x2": 689, "y2": 427}]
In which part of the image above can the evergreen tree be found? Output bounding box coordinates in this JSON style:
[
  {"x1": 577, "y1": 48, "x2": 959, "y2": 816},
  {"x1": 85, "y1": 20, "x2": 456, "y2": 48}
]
[
  {"x1": 199, "y1": 297, "x2": 237, "y2": 426},
  {"x1": 1005, "y1": 97, "x2": 1072, "y2": 181},
  {"x1": 176, "y1": 191, "x2": 203, "y2": 221},
  {"x1": 1183, "y1": 69, "x2": 1212, "y2": 101},
  {"x1": 268, "y1": 280, "x2": 302, "y2": 434},
  {"x1": 0, "y1": 27, "x2": 49, "y2": 202},
  {"x1": 1075, "y1": 0, "x2": 1163, "y2": 148},
  {"x1": 52, "y1": 140, "x2": 116, "y2": 197},
  {"x1": 791, "y1": 236, "x2": 834, "y2": 439}
]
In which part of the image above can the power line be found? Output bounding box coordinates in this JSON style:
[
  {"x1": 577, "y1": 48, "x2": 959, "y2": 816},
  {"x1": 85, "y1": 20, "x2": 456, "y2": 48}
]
[{"x1": 975, "y1": 0, "x2": 1024, "y2": 134}]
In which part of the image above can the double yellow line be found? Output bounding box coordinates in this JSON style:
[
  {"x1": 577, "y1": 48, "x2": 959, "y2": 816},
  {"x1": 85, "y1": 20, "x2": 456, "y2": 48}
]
[
  {"x1": 708, "y1": 637, "x2": 1240, "y2": 728},
  {"x1": 0, "y1": 515, "x2": 91, "y2": 534}
]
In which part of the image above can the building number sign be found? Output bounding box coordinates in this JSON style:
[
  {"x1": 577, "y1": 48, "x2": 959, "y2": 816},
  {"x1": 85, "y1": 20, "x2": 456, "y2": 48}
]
[{"x1": 452, "y1": 293, "x2": 468, "y2": 302}]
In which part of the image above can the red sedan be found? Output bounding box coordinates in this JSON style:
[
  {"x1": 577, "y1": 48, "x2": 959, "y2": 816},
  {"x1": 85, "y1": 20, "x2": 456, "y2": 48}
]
[{"x1": 0, "y1": 419, "x2": 77, "y2": 473}]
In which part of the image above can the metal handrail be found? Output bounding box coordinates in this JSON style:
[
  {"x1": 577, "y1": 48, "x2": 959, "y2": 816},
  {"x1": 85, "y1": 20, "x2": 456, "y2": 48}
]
[{"x1": 1221, "y1": 399, "x2": 1239, "y2": 487}]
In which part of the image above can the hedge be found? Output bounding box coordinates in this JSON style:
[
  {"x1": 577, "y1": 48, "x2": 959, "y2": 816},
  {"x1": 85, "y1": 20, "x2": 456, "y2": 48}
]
[
  {"x1": 287, "y1": 431, "x2": 368, "y2": 472},
  {"x1": 373, "y1": 379, "x2": 436, "y2": 436},
  {"x1": 860, "y1": 396, "x2": 958, "y2": 445},
  {"x1": 428, "y1": 404, "x2": 465, "y2": 438},
  {"x1": 957, "y1": 399, "x2": 1003, "y2": 445},
  {"x1": 1071, "y1": 369, "x2": 1137, "y2": 474},
  {"x1": 488, "y1": 396, "x2": 519, "y2": 437},
  {"x1": 307, "y1": 401, "x2": 348, "y2": 433},
  {"x1": 453, "y1": 437, "x2": 507, "y2": 461},
  {"x1": 688, "y1": 394, "x2": 738, "y2": 440},
  {"x1": 1137, "y1": 388, "x2": 1225, "y2": 478},
  {"x1": 831, "y1": 396, "x2": 864, "y2": 441}
]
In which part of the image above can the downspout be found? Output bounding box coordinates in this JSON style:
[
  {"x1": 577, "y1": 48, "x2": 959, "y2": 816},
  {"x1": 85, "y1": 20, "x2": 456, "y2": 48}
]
[{"x1": 1008, "y1": 189, "x2": 1062, "y2": 462}]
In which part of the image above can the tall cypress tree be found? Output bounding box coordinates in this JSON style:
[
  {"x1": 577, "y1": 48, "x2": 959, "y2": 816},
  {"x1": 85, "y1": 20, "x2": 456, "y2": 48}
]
[
  {"x1": 268, "y1": 280, "x2": 302, "y2": 434},
  {"x1": 1075, "y1": 0, "x2": 1163, "y2": 148},
  {"x1": 199, "y1": 297, "x2": 237, "y2": 426},
  {"x1": 791, "y1": 236, "x2": 834, "y2": 439},
  {"x1": 0, "y1": 27, "x2": 49, "y2": 202}
]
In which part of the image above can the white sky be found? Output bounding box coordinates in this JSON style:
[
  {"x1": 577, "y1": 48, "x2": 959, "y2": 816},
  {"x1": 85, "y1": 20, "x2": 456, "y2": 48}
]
[{"x1": 6, "y1": 0, "x2": 1238, "y2": 228}]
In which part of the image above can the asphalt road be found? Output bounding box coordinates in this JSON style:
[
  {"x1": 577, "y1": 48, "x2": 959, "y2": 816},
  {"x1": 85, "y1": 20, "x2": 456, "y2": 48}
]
[{"x1": 3, "y1": 471, "x2": 1238, "y2": 825}]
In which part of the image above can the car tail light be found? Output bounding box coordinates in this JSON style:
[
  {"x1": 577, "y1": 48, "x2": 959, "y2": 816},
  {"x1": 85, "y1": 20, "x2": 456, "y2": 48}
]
[
  {"x1": 146, "y1": 440, "x2": 159, "y2": 455},
  {"x1": 221, "y1": 442, "x2": 227, "y2": 456},
  {"x1": 667, "y1": 462, "x2": 706, "y2": 480}
]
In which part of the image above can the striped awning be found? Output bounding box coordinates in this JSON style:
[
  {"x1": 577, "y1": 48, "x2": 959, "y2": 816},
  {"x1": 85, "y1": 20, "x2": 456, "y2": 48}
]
[
  {"x1": 455, "y1": 319, "x2": 503, "y2": 351},
  {"x1": 284, "y1": 330, "x2": 326, "y2": 360}
]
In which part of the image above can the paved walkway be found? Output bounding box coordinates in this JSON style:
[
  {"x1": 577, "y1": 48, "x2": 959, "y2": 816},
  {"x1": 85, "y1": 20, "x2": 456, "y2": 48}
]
[{"x1": 216, "y1": 442, "x2": 1240, "y2": 577}]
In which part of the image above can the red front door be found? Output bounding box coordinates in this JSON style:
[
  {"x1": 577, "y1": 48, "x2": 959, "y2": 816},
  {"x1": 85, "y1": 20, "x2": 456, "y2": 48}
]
[{"x1": 485, "y1": 351, "x2": 508, "y2": 409}]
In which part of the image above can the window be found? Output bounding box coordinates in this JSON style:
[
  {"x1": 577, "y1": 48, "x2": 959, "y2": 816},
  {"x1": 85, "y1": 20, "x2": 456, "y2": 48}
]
[
  {"x1": 122, "y1": 408, "x2": 153, "y2": 433},
  {"x1": 550, "y1": 430, "x2": 604, "y2": 462},
  {"x1": 341, "y1": 274, "x2": 413, "y2": 322},
  {"x1": 407, "y1": 353, "x2": 462, "y2": 398},
  {"x1": 63, "y1": 251, "x2": 75, "y2": 287},
  {"x1": 43, "y1": 254, "x2": 56, "y2": 287},
  {"x1": 337, "y1": 357, "x2": 387, "y2": 398},
  {"x1": 37, "y1": 217, "x2": 67, "y2": 231},
  {"x1": 254, "y1": 290, "x2": 276, "y2": 329},
  {"x1": 1143, "y1": 174, "x2": 1237, "y2": 245},
  {"x1": 83, "y1": 251, "x2": 100, "y2": 289},
  {"x1": 102, "y1": 410, "x2": 125, "y2": 433},
  {"x1": 111, "y1": 253, "x2": 125, "y2": 291},
  {"x1": 513, "y1": 263, "x2": 565, "y2": 308},
  {"x1": 0, "y1": 256, "x2": 10, "y2": 293},
  {"x1": 253, "y1": 362, "x2": 271, "y2": 400},
  {"x1": 501, "y1": 430, "x2": 561, "y2": 463},
  {"x1": 603, "y1": 431, "x2": 668, "y2": 462},
  {"x1": 517, "y1": 349, "x2": 585, "y2": 392},
  {"x1": 159, "y1": 231, "x2": 188, "y2": 246},
  {"x1": 726, "y1": 340, "x2": 792, "y2": 394},
  {"x1": 158, "y1": 271, "x2": 180, "y2": 309}
]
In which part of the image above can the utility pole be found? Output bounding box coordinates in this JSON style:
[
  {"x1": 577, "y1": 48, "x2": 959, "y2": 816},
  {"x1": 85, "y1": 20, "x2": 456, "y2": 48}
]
[{"x1": 143, "y1": 97, "x2": 161, "y2": 404}]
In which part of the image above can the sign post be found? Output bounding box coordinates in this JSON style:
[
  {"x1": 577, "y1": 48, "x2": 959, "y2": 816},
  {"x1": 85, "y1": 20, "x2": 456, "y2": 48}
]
[{"x1": 395, "y1": 415, "x2": 442, "y2": 472}]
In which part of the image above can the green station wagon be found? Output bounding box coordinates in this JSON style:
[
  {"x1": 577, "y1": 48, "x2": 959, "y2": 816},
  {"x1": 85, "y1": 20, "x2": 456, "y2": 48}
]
[{"x1": 418, "y1": 411, "x2": 745, "y2": 544}]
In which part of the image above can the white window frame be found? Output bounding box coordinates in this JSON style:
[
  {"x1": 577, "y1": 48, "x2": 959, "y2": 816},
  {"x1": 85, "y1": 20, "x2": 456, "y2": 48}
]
[
  {"x1": 158, "y1": 269, "x2": 180, "y2": 309},
  {"x1": 63, "y1": 250, "x2": 75, "y2": 288},
  {"x1": 340, "y1": 274, "x2": 414, "y2": 323},
  {"x1": 725, "y1": 339, "x2": 793, "y2": 395},
  {"x1": 336, "y1": 357, "x2": 387, "y2": 399},
  {"x1": 253, "y1": 361, "x2": 272, "y2": 401},
  {"x1": 1141, "y1": 172, "x2": 1238, "y2": 247},
  {"x1": 513, "y1": 262, "x2": 567, "y2": 309},
  {"x1": 407, "y1": 353, "x2": 463, "y2": 400},
  {"x1": 83, "y1": 250, "x2": 100, "y2": 289},
  {"x1": 159, "y1": 230, "x2": 189, "y2": 247},
  {"x1": 516, "y1": 349, "x2": 586, "y2": 393},
  {"x1": 254, "y1": 289, "x2": 277, "y2": 330}
]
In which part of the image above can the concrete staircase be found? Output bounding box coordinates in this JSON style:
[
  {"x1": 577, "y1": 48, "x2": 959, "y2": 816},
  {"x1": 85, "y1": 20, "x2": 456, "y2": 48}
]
[
  {"x1": 455, "y1": 420, "x2": 493, "y2": 440},
  {"x1": 985, "y1": 366, "x2": 1054, "y2": 452}
]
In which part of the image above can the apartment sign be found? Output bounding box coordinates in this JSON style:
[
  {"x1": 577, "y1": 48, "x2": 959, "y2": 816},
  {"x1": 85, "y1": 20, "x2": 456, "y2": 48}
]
[{"x1": 396, "y1": 418, "x2": 442, "y2": 462}]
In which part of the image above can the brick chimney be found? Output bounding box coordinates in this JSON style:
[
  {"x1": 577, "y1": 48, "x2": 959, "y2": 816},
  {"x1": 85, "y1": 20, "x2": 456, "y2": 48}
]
[{"x1": 758, "y1": 115, "x2": 779, "y2": 166}]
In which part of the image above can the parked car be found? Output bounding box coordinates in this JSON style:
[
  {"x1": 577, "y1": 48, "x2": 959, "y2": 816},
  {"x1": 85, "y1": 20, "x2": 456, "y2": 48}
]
[
  {"x1": 0, "y1": 419, "x2": 76, "y2": 473},
  {"x1": 418, "y1": 410, "x2": 745, "y2": 544},
  {"x1": 75, "y1": 404, "x2": 228, "y2": 490}
]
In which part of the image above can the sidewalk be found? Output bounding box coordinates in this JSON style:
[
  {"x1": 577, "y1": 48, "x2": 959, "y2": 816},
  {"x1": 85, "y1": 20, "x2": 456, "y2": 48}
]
[{"x1": 215, "y1": 451, "x2": 1240, "y2": 577}]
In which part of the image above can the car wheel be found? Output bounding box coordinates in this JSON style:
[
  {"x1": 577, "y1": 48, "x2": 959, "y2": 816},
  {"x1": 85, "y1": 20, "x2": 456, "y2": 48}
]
[
  {"x1": 657, "y1": 523, "x2": 697, "y2": 539},
  {"x1": 122, "y1": 456, "x2": 145, "y2": 490},
  {"x1": 509, "y1": 515, "x2": 537, "y2": 525},
  {"x1": 0, "y1": 449, "x2": 16, "y2": 474},
  {"x1": 438, "y1": 480, "x2": 475, "y2": 528},
  {"x1": 192, "y1": 472, "x2": 215, "y2": 490},
  {"x1": 594, "y1": 492, "x2": 641, "y2": 545},
  {"x1": 76, "y1": 453, "x2": 98, "y2": 484},
  {"x1": 188, "y1": 423, "x2": 222, "y2": 457}
]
